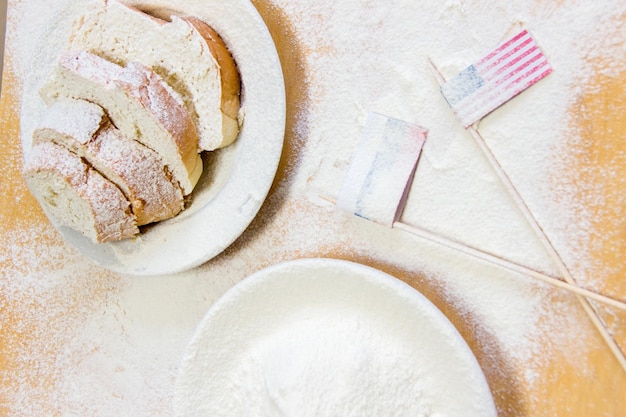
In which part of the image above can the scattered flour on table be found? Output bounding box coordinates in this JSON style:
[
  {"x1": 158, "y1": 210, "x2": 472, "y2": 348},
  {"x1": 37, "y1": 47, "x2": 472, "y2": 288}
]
[
  {"x1": 271, "y1": 0, "x2": 619, "y2": 395},
  {"x1": 2, "y1": 0, "x2": 624, "y2": 416},
  {"x1": 277, "y1": 0, "x2": 625, "y2": 283}
]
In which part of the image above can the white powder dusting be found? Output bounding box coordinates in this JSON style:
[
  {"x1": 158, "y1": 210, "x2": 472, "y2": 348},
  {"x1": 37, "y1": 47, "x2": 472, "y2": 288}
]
[
  {"x1": 174, "y1": 259, "x2": 497, "y2": 417},
  {"x1": 23, "y1": 141, "x2": 139, "y2": 242},
  {"x1": 34, "y1": 98, "x2": 185, "y2": 225},
  {"x1": 261, "y1": 0, "x2": 623, "y2": 405},
  {"x1": 1, "y1": 217, "x2": 252, "y2": 416},
  {"x1": 2, "y1": 0, "x2": 625, "y2": 416}
]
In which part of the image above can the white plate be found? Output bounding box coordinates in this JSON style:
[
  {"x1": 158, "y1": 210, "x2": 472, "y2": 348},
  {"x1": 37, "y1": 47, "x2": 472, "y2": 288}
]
[
  {"x1": 174, "y1": 258, "x2": 498, "y2": 417},
  {"x1": 20, "y1": 0, "x2": 285, "y2": 275}
]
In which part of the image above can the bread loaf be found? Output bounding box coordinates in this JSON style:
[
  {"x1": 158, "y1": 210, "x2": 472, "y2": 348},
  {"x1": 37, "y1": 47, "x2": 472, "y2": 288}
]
[
  {"x1": 39, "y1": 50, "x2": 203, "y2": 195},
  {"x1": 32, "y1": 99, "x2": 185, "y2": 226},
  {"x1": 26, "y1": 4, "x2": 244, "y2": 244},
  {"x1": 23, "y1": 141, "x2": 138, "y2": 243},
  {"x1": 69, "y1": 0, "x2": 241, "y2": 151}
]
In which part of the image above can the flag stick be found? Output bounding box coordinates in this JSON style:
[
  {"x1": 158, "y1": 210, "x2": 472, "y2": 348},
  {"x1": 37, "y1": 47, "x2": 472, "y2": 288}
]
[
  {"x1": 392, "y1": 221, "x2": 626, "y2": 311},
  {"x1": 319, "y1": 194, "x2": 626, "y2": 311},
  {"x1": 428, "y1": 58, "x2": 626, "y2": 371}
]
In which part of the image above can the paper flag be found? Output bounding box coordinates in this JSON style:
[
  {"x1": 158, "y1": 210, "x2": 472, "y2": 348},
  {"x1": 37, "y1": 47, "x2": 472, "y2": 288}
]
[
  {"x1": 440, "y1": 29, "x2": 552, "y2": 127},
  {"x1": 337, "y1": 113, "x2": 427, "y2": 227}
]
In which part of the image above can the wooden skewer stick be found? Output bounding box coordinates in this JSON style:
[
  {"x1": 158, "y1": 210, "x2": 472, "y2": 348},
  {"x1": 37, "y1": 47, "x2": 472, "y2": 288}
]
[
  {"x1": 392, "y1": 222, "x2": 626, "y2": 311},
  {"x1": 427, "y1": 58, "x2": 626, "y2": 371},
  {"x1": 318, "y1": 194, "x2": 626, "y2": 311}
]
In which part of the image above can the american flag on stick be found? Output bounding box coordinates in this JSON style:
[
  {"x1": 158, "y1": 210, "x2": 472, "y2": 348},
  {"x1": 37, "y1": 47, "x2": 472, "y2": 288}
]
[{"x1": 440, "y1": 29, "x2": 552, "y2": 127}]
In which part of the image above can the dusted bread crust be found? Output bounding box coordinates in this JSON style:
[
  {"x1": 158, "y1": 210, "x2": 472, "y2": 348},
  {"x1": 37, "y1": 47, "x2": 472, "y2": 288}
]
[
  {"x1": 69, "y1": 0, "x2": 241, "y2": 151},
  {"x1": 39, "y1": 50, "x2": 202, "y2": 195},
  {"x1": 182, "y1": 16, "x2": 241, "y2": 148},
  {"x1": 23, "y1": 141, "x2": 139, "y2": 243},
  {"x1": 32, "y1": 99, "x2": 185, "y2": 226}
]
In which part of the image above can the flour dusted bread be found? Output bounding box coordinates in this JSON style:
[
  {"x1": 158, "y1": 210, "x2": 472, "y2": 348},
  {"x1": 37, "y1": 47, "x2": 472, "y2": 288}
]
[
  {"x1": 24, "y1": 141, "x2": 138, "y2": 243},
  {"x1": 182, "y1": 16, "x2": 241, "y2": 146},
  {"x1": 69, "y1": 0, "x2": 241, "y2": 151},
  {"x1": 25, "y1": 2, "x2": 245, "y2": 245},
  {"x1": 39, "y1": 50, "x2": 202, "y2": 195},
  {"x1": 32, "y1": 99, "x2": 185, "y2": 226}
]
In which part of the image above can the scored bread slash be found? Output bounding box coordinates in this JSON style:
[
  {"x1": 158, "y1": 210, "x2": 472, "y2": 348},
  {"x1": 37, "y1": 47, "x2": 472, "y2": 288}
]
[
  {"x1": 440, "y1": 29, "x2": 552, "y2": 127},
  {"x1": 39, "y1": 50, "x2": 202, "y2": 195},
  {"x1": 23, "y1": 141, "x2": 139, "y2": 243},
  {"x1": 337, "y1": 113, "x2": 427, "y2": 227},
  {"x1": 32, "y1": 99, "x2": 185, "y2": 226}
]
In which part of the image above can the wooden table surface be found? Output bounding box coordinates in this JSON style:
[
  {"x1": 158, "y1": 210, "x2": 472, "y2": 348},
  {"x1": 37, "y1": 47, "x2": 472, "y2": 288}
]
[{"x1": 1, "y1": 1, "x2": 625, "y2": 416}]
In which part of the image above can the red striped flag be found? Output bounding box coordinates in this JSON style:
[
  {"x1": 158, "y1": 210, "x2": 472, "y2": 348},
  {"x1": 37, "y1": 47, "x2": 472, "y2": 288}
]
[{"x1": 440, "y1": 30, "x2": 552, "y2": 127}]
